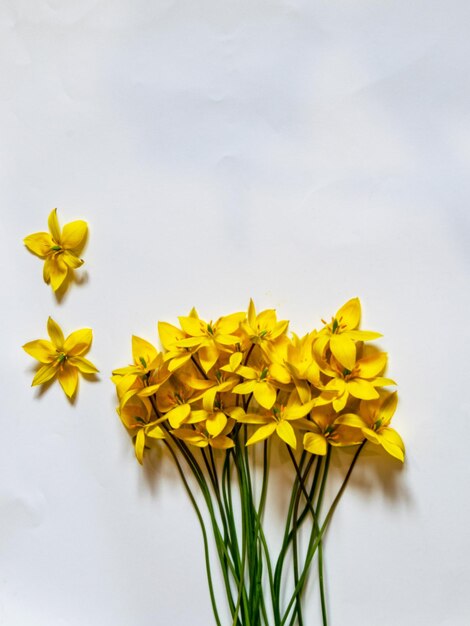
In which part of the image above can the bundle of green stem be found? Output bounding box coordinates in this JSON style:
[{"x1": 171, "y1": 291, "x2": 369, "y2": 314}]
[
  {"x1": 165, "y1": 426, "x2": 364, "y2": 626},
  {"x1": 112, "y1": 298, "x2": 404, "y2": 625}
]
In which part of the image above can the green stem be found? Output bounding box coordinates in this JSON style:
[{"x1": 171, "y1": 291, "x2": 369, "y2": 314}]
[
  {"x1": 233, "y1": 443, "x2": 253, "y2": 626},
  {"x1": 280, "y1": 442, "x2": 366, "y2": 626},
  {"x1": 163, "y1": 440, "x2": 222, "y2": 626},
  {"x1": 288, "y1": 447, "x2": 330, "y2": 626},
  {"x1": 286, "y1": 449, "x2": 307, "y2": 626},
  {"x1": 318, "y1": 540, "x2": 328, "y2": 626},
  {"x1": 274, "y1": 453, "x2": 316, "y2": 623}
]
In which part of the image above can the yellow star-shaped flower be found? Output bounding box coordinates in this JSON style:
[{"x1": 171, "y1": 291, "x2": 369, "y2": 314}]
[
  {"x1": 23, "y1": 208, "x2": 88, "y2": 292},
  {"x1": 23, "y1": 317, "x2": 98, "y2": 399}
]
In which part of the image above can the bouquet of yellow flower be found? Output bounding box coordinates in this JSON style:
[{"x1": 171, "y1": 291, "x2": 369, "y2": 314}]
[{"x1": 111, "y1": 298, "x2": 404, "y2": 626}]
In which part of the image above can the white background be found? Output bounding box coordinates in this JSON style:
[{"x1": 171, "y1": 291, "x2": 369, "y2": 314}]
[{"x1": 1, "y1": 1, "x2": 470, "y2": 624}]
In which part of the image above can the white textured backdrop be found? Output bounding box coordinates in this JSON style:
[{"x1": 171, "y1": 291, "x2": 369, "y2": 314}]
[{"x1": 1, "y1": 1, "x2": 469, "y2": 624}]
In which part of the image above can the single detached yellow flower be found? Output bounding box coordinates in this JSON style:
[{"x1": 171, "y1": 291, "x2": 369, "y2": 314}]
[
  {"x1": 23, "y1": 208, "x2": 88, "y2": 292},
  {"x1": 23, "y1": 317, "x2": 98, "y2": 399}
]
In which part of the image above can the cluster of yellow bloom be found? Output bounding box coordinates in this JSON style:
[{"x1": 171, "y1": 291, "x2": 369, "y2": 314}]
[{"x1": 112, "y1": 298, "x2": 404, "y2": 465}]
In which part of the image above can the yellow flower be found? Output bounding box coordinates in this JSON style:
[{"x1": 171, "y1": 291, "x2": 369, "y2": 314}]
[
  {"x1": 23, "y1": 208, "x2": 88, "y2": 292},
  {"x1": 317, "y1": 351, "x2": 395, "y2": 412},
  {"x1": 232, "y1": 363, "x2": 280, "y2": 410},
  {"x1": 23, "y1": 317, "x2": 98, "y2": 398},
  {"x1": 112, "y1": 336, "x2": 170, "y2": 407},
  {"x1": 336, "y1": 393, "x2": 405, "y2": 462},
  {"x1": 158, "y1": 319, "x2": 196, "y2": 372},
  {"x1": 172, "y1": 420, "x2": 236, "y2": 450},
  {"x1": 299, "y1": 406, "x2": 363, "y2": 456},
  {"x1": 238, "y1": 393, "x2": 316, "y2": 449},
  {"x1": 176, "y1": 309, "x2": 246, "y2": 373},
  {"x1": 267, "y1": 332, "x2": 320, "y2": 403},
  {"x1": 241, "y1": 299, "x2": 289, "y2": 350},
  {"x1": 315, "y1": 298, "x2": 381, "y2": 370},
  {"x1": 119, "y1": 398, "x2": 165, "y2": 464}
]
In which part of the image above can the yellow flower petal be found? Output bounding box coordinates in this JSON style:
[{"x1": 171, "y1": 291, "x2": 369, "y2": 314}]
[
  {"x1": 61, "y1": 220, "x2": 87, "y2": 250},
  {"x1": 347, "y1": 379, "x2": 379, "y2": 400},
  {"x1": 23, "y1": 232, "x2": 54, "y2": 258},
  {"x1": 43, "y1": 257, "x2": 52, "y2": 283},
  {"x1": 313, "y1": 334, "x2": 329, "y2": 360},
  {"x1": 206, "y1": 411, "x2": 227, "y2": 437},
  {"x1": 303, "y1": 432, "x2": 328, "y2": 455},
  {"x1": 64, "y1": 328, "x2": 92, "y2": 356},
  {"x1": 158, "y1": 321, "x2": 186, "y2": 350},
  {"x1": 356, "y1": 353, "x2": 387, "y2": 379},
  {"x1": 202, "y1": 388, "x2": 218, "y2": 412},
  {"x1": 269, "y1": 362, "x2": 291, "y2": 384},
  {"x1": 247, "y1": 299, "x2": 256, "y2": 327},
  {"x1": 68, "y1": 356, "x2": 99, "y2": 374},
  {"x1": 371, "y1": 377, "x2": 397, "y2": 387},
  {"x1": 257, "y1": 309, "x2": 277, "y2": 329},
  {"x1": 186, "y1": 409, "x2": 208, "y2": 424},
  {"x1": 270, "y1": 320, "x2": 289, "y2": 340},
  {"x1": 138, "y1": 384, "x2": 162, "y2": 397},
  {"x1": 47, "y1": 317, "x2": 64, "y2": 349},
  {"x1": 215, "y1": 312, "x2": 245, "y2": 335},
  {"x1": 229, "y1": 352, "x2": 243, "y2": 371},
  {"x1": 379, "y1": 427, "x2": 405, "y2": 462},
  {"x1": 145, "y1": 424, "x2": 165, "y2": 440},
  {"x1": 347, "y1": 330, "x2": 382, "y2": 341},
  {"x1": 49, "y1": 255, "x2": 68, "y2": 291},
  {"x1": 210, "y1": 435, "x2": 235, "y2": 450},
  {"x1": 236, "y1": 412, "x2": 270, "y2": 425},
  {"x1": 332, "y1": 392, "x2": 348, "y2": 412},
  {"x1": 57, "y1": 364, "x2": 78, "y2": 398},
  {"x1": 253, "y1": 381, "x2": 277, "y2": 409},
  {"x1": 198, "y1": 343, "x2": 219, "y2": 373},
  {"x1": 246, "y1": 422, "x2": 277, "y2": 446},
  {"x1": 362, "y1": 427, "x2": 381, "y2": 445},
  {"x1": 23, "y1": 339, "x2": 55, "y2": 363},
  {"x1": 131, "y1": 335, "x2": 158, "y2": 368},
  {"x1": 177, "y1": 336, "x2": 205, "y2": 348},
  {"x1": 284, "y1": 399, "x2": 316, "y2": 420},
  {"x1": 48, "y1": 208, "x2": 61, "y2": 243},
  {"x1": 167, "y1": 353, "x2": 192, "y2": 372},
  {"x1": 172, "y1": 429, "x2": 208, "y2": 447},
  {"x1": 237, "y1": 366, "x2": 258, "y2": 380},
  {"x1": 215, "y1": 333, "x2": 241, "y2": 346},
  {"x1": 178, "y1": 316, "x2": 204, "y2": 337},
  {"x1": 330, "y1": 334, "x2": 356, "y2": 370},
  {"x1": 379, "y1": 392, "x2": 398, "y2": 426},
  {"x1": 335, "y1": 413, "x2": 367, "y2": 429},
  {"x1": 336, "y1": 297, "x2": 361, "y2": 330},
  {"x1": 62, "y1": 250, "x2": 84, "y2": 269},
  {"x1": 276, "y1": 420, "x2": 297, "y2": 449},
  {"x1": 32, "y1": 362, "x2": 58, "y2": 386},
  {"x1": 135, "y1": 428, "x2": 146, "y2": 464},
  {"x1": 166, "y1": 404, "x2": 191, "y2": 428}
]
